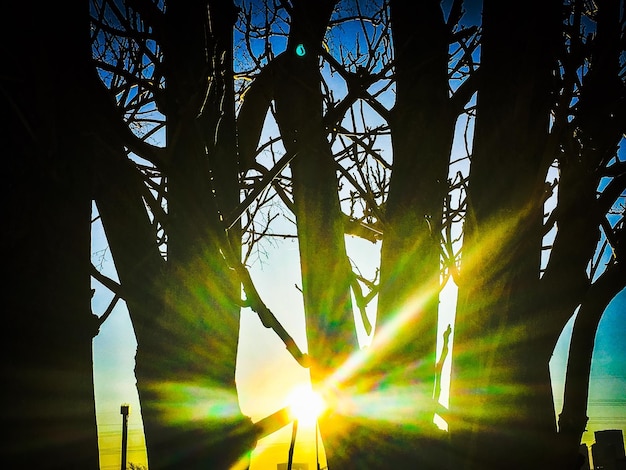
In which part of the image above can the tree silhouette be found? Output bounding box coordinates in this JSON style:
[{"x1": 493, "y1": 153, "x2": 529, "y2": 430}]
[
  {"x1": 3, "y1": 0, "x2": 624, "y2": 469},
  {"x1": 3, "y1": 3, "x2": 100, "y2": 468},
  {"x1": 91, "y1": 1, "x2": 255, "y2": 468}
]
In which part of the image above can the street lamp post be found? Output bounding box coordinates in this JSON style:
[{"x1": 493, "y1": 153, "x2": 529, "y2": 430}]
[{"x1": 120, "y1": 404, "x2": 130, "y2": 470}]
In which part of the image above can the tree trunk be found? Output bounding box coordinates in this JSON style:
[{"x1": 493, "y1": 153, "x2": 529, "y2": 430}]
[
  {"x1": 450, "y1": 1, "x2": 562, "y2": 468},
  {"x1": 2, "y1": 2, "x2": 99, "y2": 468},
  {"x1": 317, "y1": 2, "x2": 460, "y2": 467},
  {"x1": 272, "y1": 1, "x2": 361, "y2": 468},
  {"x1": 96, "y1": 2, "x2": 254, "y2": 468},
  {"x1": 145, "y1": 2, "x2": 251, "y2": 468},
  {"x1": 556, "y1": 0, "x2": 625, "y2": 463},
  {"x1": 378, "y1": 0, "x2": 456, "y2": 427},
  {"x1": 558, "y1": 272, "x2": 626, "y2": 467}
]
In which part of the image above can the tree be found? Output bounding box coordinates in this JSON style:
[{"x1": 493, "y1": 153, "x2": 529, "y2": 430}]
[
  {"x1": 4, "y1": 0, "x2": 624, "y2": 468},
  {"x1": 450, "y1": 1, "x2": 566, "y2": 466},
  {"x1": 445, "y1": 2, "x2": 625, "y2": 468},
  {"x1": 234, "y1": 1, "x2": 625, "y2": 468},
  {"x1": 90, "y1": 1, "x2": 255, "y2": 468},
  {"x1": 556, "y1": 0, "x2": 626, "y2": 461},
  {"x1": 2, "y1": 2, "x2": 101, "y2": 468}
]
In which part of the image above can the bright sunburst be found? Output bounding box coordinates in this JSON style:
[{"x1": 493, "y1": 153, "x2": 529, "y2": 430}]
[{"x1": 287, "y1": 384, "x2": 327, "y2": 425}]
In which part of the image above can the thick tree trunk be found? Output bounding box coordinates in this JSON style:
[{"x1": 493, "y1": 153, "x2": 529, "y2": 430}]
[
  {"x1": 450, "y1": 1, "x2": 562, "y2": 468},
  {"x1": 275, "y1": 0, "x2": 359, "y2": 376},
  {"x1": 147, "y1": 2, "x2": 251, "y2": 468},
  {"x1": 272, "y1": 2, "x2": 361, "y2": 468},
  {"x1": 558, "y1": 276, "x2": 626, "y2": 467},
  {"x1": 96, "y1": 2, "x2": 253, "y2": 468},
  {"x1": 312, "y1": 2, "x2": 459, "y2": 468},
  {"x1": 556, "y1": 1, "x2": 625, "y2": 463},
  {"x1": 376, "y1": 0, "x2": 456, "y2": 428},
  {"x1": 2, "y1": 2, "x2": 99, "y2": 468}
]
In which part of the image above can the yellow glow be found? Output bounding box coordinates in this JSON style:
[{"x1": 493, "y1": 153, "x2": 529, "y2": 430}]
[{"x1": 287, "y1": 384, "x2": 326, "y2": 425}]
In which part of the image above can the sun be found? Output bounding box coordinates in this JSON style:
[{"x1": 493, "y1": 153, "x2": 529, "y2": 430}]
[{"x1": 287, "y1": 384, "x2": 327, "y2": 425}]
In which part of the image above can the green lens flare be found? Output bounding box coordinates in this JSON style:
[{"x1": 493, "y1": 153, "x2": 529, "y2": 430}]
[{"x1": 295, "y1": 43, "x2": 306, "y2": 57}]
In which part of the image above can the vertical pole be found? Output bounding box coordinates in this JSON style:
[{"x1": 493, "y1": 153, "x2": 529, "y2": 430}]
[
  {"x1": 120, "y1": 404, "x2": 130, "y2": 470},
  {"x1": 315, "y1": 419, "x2": 320, "y2": 470},
  {"x1": 287, "y1": 419, "x2": 298, "y2": 470}
]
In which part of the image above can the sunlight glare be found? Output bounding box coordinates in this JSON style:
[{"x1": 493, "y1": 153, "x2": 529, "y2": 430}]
[{"x1": 287, "y1": 384, "x2": 326, "y2": 425}]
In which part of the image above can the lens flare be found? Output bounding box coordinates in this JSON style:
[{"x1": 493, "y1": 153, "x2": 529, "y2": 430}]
[
  {"x1": 148, "y1": 381, "x2": 243, "y2": 426},
  {"x1": 287, "y1": 384, "x2": 326, "y2": 425}
]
